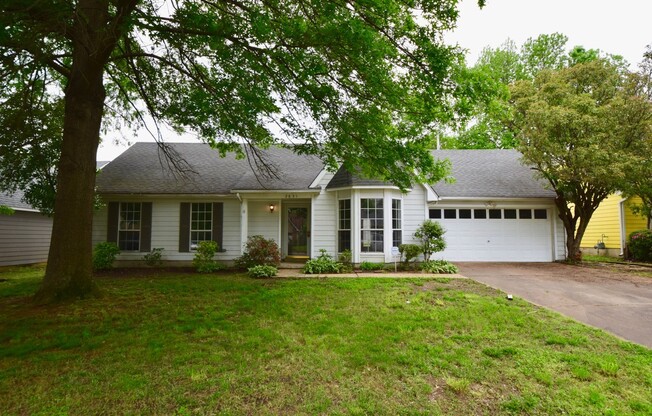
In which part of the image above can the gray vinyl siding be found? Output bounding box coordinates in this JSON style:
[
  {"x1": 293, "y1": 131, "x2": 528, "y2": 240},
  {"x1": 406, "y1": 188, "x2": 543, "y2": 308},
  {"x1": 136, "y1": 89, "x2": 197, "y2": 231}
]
[{"x1": 0, "y1": 211, "x2": 53, "y2": 266}]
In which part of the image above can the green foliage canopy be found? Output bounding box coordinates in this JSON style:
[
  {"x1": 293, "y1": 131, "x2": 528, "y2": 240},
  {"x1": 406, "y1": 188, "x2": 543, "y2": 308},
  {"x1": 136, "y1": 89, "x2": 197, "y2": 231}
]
[
  {"x1": 510, "y1": 59, "x2": 652, "y2": 259},
  {"x1": 619, "y1": 46, "x2": 652, "y2": 224},
  {"x1": 0, "y1": 0, "x2": 486, "y2": 301},
  {"x1": 444, "y1": 33, "x2": 630, "y2": 151},
  {"x1": 0, "y1": 0, "x2": 489, "y2": 191}
]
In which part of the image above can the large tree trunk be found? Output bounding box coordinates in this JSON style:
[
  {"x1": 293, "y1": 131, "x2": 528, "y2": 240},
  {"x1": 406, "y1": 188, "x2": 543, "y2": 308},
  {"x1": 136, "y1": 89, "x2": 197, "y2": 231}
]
[
  {"x1": 34, "y1": 0, "x2": 112, "y2": 303},
  {"x1": 555, "y1": 196, "x2": 595, "y2": 262},
  {"x1": 34, "y1": 64, "x2": 105, "y2": 303}
]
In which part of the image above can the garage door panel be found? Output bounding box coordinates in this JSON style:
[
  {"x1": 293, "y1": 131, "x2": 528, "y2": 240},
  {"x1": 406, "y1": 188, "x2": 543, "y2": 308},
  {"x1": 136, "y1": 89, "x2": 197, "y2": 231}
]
[{"x1": 430, "y1": 209, "x2": 553, "y2": 262}]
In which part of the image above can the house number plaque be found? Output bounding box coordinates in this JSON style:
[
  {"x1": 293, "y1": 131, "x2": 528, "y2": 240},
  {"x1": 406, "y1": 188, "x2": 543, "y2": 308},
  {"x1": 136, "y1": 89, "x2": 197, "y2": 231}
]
[{"x1": 284, "y1": 194, "x2": 299, "y2": 199}]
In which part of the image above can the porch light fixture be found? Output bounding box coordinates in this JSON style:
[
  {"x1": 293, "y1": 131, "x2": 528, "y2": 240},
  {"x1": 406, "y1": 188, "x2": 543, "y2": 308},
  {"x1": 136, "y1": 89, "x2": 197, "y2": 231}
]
[{"x1": 269, "y1": 204, "x2": 275, "y2": 213}]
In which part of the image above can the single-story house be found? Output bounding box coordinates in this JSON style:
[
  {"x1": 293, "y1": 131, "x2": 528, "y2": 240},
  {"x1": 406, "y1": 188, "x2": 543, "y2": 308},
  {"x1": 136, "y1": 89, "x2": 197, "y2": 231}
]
[
  {"x1": 581, "y1": 193, "x2": 649, "y2": 257},
  {"x1": 0, "y1": 190, "x2": 53, "y2": 266},
  {"x1": 93, "y1": 143, "x2": 566, "y2": 264}
]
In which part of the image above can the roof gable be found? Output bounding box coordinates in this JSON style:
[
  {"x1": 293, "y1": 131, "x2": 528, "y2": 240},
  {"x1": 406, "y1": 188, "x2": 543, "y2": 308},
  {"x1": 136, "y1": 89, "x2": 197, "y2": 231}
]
[{"x1": 325, "y1": 165, "x2": 389, "y2": 189}]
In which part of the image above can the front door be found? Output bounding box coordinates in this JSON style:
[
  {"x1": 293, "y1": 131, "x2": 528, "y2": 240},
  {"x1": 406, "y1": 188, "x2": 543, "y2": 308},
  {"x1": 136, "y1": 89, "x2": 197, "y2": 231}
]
[{"x1": 286, "y1": 206, "x2": 309, "y2": 257}]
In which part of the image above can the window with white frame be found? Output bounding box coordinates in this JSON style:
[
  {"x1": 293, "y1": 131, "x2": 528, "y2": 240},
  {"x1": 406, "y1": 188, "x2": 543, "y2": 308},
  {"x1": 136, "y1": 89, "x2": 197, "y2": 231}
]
[
  {"x1": 191, "y1": 202, "x2": 212, "y2": 250},
  {"x1": 338, "y1": 199, "x2": 351, "y2": 252},
  {"x1": 118, "y1": 202, "x2": 141, "y2": 251},
  {"x1": 392, "y1": 199, "x2": 402, "y2": 248},
  {"x1": 361, "y1": 198, "x2": 383, "y2": 252}
]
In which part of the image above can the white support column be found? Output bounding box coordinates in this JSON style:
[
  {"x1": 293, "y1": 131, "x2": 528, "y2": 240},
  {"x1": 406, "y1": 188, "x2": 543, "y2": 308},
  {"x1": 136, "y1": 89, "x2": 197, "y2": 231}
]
[
  {"x1": 384, "y1": 189, "x2": 393, "y2": 263},
  {"x1": 278, "y1": 199, "x2": 283, "y2": 249},
  {"x1": 240, "y1": 199, "x2": 248, "y2": 254},
  {"x1": 352, "y1": 189, "x2": 361, "y2": 264}
]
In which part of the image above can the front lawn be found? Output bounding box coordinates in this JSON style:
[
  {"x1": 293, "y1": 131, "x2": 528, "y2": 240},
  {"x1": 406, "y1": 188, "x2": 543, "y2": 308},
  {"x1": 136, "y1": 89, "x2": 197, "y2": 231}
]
[{"x1": 1, "y1": 266, "x2": 651, "y2": 415}]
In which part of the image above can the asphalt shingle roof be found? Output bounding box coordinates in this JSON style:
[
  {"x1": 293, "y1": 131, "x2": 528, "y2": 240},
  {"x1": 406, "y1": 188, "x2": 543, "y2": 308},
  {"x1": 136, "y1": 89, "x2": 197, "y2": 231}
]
[
  {"x1": 96, "y1": 143, "x2": 325, "y2": 194},
  {"x1": 431, "y1": 149, "x2": 555, "y2": 199},
  {"x1": 96, "y1": 144, "x2": 554, "y2": 199},
  {"x1": 0, "y1": 190, "x2": 34, "y2": 210},
  {"x1": 326, "y1": 165, "x2": 388, "y2": 189}
]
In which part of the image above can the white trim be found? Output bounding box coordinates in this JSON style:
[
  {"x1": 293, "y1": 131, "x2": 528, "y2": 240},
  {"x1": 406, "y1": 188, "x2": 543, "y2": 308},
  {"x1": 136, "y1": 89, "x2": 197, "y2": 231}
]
[
  {"x1": 102, "y1": 194, "x2": 235, "y2": 199},
  {"x1": 619, "y1": 196, "x2": 628, "y2": 255},
  {"x1": 278, "y1": 200, "x2": 283, "y2": 250},
  {"x1": 433, "y1": 197, "x2": 556, "y2": 202},
  {"x1": 240, "y1": 199, "x2": 248, "y2": 254},
  {"x1": 336, "y1": 196, "x2": 352, "y2": 255},
  {"x1": 423, "y1": 184, "x2": 439, "y2": 202},
  {"x1": 309, "y1": 169, "x2": 328, "y2": 189},
  {"x1": 5, "y1": 207, "x2": 41, "y2": 213},
  {"x1": 327, "y1": 185, "x2": 404, "y2": 191},
  {"x1": 352, "y1": 189, "x2": 361, "y2": 263},
  {"x1": 230, "y1": 189, "x2": 320, "y2": 194}
]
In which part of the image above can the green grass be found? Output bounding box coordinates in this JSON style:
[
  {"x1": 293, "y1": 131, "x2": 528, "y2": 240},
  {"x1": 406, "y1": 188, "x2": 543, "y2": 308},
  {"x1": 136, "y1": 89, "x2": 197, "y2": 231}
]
[
  {"x1": 1, "y1": 266, "x2": 651, "y2": 415},
  {"x1": 581, "y1": 254, "x2": 625, "y2": 264}
]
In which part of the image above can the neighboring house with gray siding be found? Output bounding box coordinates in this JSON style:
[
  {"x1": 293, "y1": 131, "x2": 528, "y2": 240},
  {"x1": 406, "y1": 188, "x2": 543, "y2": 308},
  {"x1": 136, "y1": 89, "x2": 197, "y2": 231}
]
[
  {"x1": 0, "y1": 190, "x2": 53, "y2": 266},
  {"x1": 92, "y1": 143, "x2": 566, "y2": 264}
]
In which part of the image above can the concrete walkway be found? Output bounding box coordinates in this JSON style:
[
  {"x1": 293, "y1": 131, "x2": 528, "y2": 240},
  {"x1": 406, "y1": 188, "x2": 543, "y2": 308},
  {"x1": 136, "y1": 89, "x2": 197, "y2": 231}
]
[{"x1": 457, "y1": 262, "x2": 652, "y2": 349}]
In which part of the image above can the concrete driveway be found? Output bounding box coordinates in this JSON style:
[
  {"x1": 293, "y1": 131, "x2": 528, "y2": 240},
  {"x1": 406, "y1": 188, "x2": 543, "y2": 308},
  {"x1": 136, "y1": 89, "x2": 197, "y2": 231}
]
[{"x1": 457, "y1": 262, "x2": 652, "y2": 349}]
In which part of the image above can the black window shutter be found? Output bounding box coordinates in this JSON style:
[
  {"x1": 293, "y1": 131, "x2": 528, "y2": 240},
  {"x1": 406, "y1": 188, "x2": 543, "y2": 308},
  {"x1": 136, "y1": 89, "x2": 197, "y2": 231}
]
[
  {"x1": 179, "y1": 203, "x2": 190, "y2": 252},
  {"x1": 107, "y1": 202, "x2": 119, "y2": 243},
  {"x1": 212, "y1": 202, "x2": 224, "y2": 252},
  {"x1": 140, "y1": 202, "x2": 152, "y2": 252}
]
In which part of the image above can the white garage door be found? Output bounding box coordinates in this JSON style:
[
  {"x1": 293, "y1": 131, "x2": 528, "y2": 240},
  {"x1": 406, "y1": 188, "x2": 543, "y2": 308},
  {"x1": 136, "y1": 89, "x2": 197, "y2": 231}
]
[{"x1": 429, "y1": 207, "x2": 553, "y2": 262}]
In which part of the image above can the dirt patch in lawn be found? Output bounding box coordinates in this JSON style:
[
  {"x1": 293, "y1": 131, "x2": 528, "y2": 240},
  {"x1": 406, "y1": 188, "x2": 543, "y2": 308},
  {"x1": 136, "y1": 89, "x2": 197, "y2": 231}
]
[{"x1": 572, "y1": 262, "x2": 652, "y2": 284}]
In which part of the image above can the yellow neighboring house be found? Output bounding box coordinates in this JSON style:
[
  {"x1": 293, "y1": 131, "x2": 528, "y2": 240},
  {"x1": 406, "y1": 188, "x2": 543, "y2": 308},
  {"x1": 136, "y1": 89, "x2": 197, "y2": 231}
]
[{"x1": 581, "y1": 194, "x2": 649, "y2": 257}]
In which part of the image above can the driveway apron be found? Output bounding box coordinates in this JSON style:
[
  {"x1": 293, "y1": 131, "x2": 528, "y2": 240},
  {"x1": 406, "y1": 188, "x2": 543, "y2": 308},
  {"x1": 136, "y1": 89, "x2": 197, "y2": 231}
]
[{"x1": 457, "y1": 262, "x2": 652, "y2": 349}]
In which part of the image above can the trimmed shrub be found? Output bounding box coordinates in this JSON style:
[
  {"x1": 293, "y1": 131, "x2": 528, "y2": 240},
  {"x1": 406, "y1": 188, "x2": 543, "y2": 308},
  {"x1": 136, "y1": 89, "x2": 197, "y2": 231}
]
[
  {"x1": 421, "y1": 260, "x2": 458, "y2": 274},
  {"x1": 248, "y1": 265, "x2": 278, "y2": 278},
  {"x1": 235, "y1": 235, "x2": 281, "y2": 269},
  {"x1": 414, "y1": 220, "x2": 446, "y2": 261},
  {"x1": 628, "y1": 229, "x2": 652, "y2": 262},
  {"x1": 359, "y1": 261, "x2": 384, "y2": 271},
  {"x1": 303, "y1": 250, "x2": 342, "y2": 274},
  {"x1": 143, "y1": 248, "x2": 164, "y2": 267},
  {"x1": 399, "y1": 243, "x2": 421, "y2": 267},
  {"x1": 193, "y1": 241, "x2": 225, "y2": 273},
  {"x1": 93, "y1": 242, "x2": 120, "y2": 271},
  {"x1": 338, "y1": 249, "x2": 353, "y2": 272}
]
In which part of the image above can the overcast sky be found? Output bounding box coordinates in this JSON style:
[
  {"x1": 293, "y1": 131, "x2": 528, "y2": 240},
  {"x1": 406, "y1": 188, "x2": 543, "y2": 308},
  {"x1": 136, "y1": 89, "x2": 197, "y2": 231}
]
[
  {"x1": 97, "y1": 0, "x2": 652, "y2": 161},
  {"x1": 447, "y1": 0, "x2": 651, "y2": 66}
]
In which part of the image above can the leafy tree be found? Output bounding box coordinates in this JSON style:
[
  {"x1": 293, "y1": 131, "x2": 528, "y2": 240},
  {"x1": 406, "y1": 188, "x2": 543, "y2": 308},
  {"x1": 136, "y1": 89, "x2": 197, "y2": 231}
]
[
  {"x1": 1, "y1": 0, "x2": 484, "y2": 302},
  {"x1": 568, "y1": 46, "x2": 600, "y2": 66},
  {"x1": 510, "y1": 59, "x2": 652, "y2": 260},
  {"x1": 445, "y1": 34, "x2": 571, "y2": 150},
  {"x1": 619, "y1": 46, "x2": 652, "y2": 228},
  {"x1": 0, "y1": 97, "x2": 62, "y2": 215},
  {"x1": 441, "y1": 46, "x2": 516, "y2": 149},
  {"x1": 0, "y1": 205, "x2": 14, "y2": 215},
  {"x1": 447, "y1": 34, "x2": 633, "y2": 152},
  {"x1": 520, "y1": 33, "x2": 569, "y2": 78}
]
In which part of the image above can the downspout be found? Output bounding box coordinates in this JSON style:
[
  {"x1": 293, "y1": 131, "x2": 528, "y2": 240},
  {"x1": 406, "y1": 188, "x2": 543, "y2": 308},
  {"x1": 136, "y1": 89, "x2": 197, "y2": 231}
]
[
  {"x1": 235, "y1": 193, "x2": 242, "y2": 202},
  {"x1": 619, "y1": 197, "x2": 627, "y2": 256}
]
